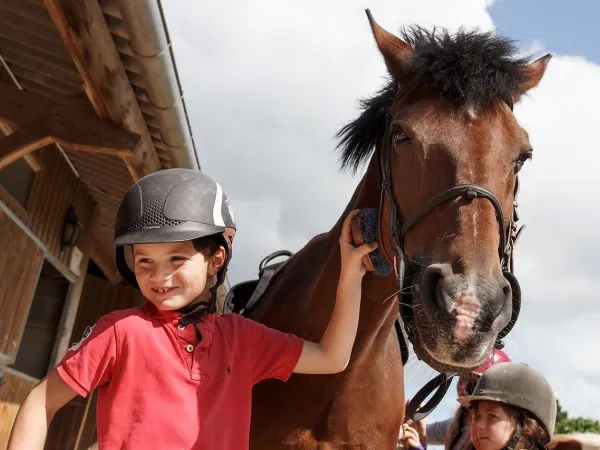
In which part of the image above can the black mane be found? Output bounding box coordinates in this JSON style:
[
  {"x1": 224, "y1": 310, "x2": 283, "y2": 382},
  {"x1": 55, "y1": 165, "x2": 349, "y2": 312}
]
[{"x1": 337, "y1": 26, "x2": 535, "y2": 172}]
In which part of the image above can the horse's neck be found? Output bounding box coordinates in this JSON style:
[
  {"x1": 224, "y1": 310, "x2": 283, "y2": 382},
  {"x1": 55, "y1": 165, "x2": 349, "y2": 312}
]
[{"x1": 316, "y1": 160, "x2": 400, "y2": 342}]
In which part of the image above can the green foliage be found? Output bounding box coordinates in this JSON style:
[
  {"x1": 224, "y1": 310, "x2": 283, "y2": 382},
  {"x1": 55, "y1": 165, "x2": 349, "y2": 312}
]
[{"x1": 555, "y1": 400, "x2": 600, "y2": 434}]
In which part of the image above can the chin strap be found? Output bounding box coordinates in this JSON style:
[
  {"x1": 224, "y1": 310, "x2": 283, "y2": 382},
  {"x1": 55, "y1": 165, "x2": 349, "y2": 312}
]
[
  {"x1": 176, "y1": 285, "x2": 219, "y2": 327},
  {"x1": 504, "y1": 431, "x2": 521, "y2": 450}
]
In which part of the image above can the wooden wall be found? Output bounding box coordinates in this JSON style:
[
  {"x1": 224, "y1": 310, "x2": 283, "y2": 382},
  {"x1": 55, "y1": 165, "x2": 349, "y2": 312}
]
[
  {"x1": 0, "y1": 145, "x2": 99, "y2": 450},
  {"x1": 0, "y1": 145, "x2": 97, "y2": 269},
  {"x1": 0, "y1": 207, "x2": 44, "y2": 365}
]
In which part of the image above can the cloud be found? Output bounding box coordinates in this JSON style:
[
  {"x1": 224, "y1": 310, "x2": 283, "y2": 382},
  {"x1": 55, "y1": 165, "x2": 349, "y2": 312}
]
[{"x1": 163, "y1": 0, "x2": 600, "y2": 423}]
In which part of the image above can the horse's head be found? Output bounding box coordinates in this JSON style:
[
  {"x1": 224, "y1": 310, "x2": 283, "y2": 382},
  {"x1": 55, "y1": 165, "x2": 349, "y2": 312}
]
[{"x1": 339, "y1": 13, "x2": 550, "y2": 373}]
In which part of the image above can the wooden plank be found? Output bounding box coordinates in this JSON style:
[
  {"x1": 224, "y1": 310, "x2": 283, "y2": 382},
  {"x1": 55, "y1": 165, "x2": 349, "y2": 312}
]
[
  {"x1": 0, "y1": 128, "x2": 51, "y2": 171},
  {"x1": 0, "y1": 46, "x2": 82, "y2": 84},
  {"x1": 0, "y1": 2, "x2": 60, "y2": 33},
  {"x1": 0, "y1": 122, "x2": 42, "y2": 172},
  {"x1": 43, "y1": 0, "x2": 161, "y2": 178},
  {"x1": 0, "y1": 85, "x2": 141, "y2": 160},
  {"x1": 25, "y1": 146, "x2": 96, "y2": 275},
  {"x1": 0, "y1": 208, "x2": 44, "y2": 363},
  {"x1": 0, "y1": 368, "x2": 39, "y2": 449},
  {"x1": 0, "y1": 21, "x2": 68, "y2": 55},
  {"x1": 0, "y1": 33, "x2": 74, "y2": 66}
]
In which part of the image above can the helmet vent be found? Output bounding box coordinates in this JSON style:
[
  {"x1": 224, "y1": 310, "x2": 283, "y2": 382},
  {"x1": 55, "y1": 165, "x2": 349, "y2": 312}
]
[{"x1": 129, "y1": 194, "x2": 184, "y2": 229}]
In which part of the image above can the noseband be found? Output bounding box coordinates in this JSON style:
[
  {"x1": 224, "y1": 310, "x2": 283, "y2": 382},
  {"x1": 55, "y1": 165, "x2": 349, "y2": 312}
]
[{"x1": 377, "y1": 87, "x2": 524, "y2": 419}]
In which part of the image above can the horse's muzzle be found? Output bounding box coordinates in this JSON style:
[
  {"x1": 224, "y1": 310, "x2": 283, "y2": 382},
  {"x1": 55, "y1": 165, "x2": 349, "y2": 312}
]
[{"x1": 420, "y1": 263, "x2": 513, "y2": 340}]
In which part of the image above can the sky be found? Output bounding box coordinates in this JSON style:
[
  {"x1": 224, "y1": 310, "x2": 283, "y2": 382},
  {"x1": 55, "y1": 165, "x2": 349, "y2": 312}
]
[{"x1": 161, "y1": 0, "x2": 600, "y2": 427}]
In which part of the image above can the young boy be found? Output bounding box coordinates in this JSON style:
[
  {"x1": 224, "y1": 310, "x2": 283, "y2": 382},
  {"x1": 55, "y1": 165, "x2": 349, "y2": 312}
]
[{"x1": 8, "y1": 169, "x2": 377, "y2": 450}]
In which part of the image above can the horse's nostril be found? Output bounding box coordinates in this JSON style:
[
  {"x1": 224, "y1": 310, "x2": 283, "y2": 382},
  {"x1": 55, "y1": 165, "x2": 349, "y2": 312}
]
[{"x1": 421, "y1": 264, "x2": 449, "y2": 313}]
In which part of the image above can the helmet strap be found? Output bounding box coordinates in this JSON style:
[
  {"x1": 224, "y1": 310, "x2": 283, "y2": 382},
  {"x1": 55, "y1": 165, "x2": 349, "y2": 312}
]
[
  {"x1": 503, "y1": 430, "x2": 521, "y2": 450},
  {"x1": 177, "y1": 301, "x2": 210, "y2": 326},
  {"x1": 176, "y1": 278, "x2": 223, "y2": 327}
]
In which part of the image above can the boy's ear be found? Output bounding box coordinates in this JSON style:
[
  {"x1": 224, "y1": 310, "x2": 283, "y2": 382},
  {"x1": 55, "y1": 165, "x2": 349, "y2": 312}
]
[{"x1": 208, "y1": 247, "x2": 226, "y2": 276}]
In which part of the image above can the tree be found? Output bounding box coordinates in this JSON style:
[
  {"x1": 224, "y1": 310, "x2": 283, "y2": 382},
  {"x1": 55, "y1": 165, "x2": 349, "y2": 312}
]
[{"x1": 555, "y1": 400, "x2": 600, "y2": 434}]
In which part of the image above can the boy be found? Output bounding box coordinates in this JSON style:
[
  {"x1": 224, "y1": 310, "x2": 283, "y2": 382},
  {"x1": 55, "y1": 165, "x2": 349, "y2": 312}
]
[{"x1": 8, "y1": 169, "x2": 377, "y2": 450}]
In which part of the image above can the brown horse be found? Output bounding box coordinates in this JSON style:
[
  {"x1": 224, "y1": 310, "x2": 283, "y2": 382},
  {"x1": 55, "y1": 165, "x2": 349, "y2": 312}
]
[
  {"x1": 246, "y1": 12, "x2": 550, "y2": 449},
  {"x1": 548, "y1": 434, "x2": 600, "y2": 450}
]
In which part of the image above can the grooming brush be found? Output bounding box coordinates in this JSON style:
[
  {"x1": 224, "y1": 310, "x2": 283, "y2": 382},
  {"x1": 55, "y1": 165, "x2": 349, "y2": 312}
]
[{"x1": 350, "y1": 208, "x2": 393, "y2": 276}]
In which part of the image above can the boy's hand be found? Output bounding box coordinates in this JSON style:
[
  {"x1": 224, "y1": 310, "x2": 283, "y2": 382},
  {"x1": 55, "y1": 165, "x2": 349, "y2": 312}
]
[{"x1": 339, "y1": 210, "x2": 378, "y2": 279}]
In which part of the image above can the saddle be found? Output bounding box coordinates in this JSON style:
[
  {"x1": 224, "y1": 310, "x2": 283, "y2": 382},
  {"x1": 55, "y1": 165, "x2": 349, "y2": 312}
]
[
  {"x1": 224, "y1": 250, "x2": 293, "y2": 315},
  {"x1": 224, "y1": 250, "x2": 410, "y2": 365}
]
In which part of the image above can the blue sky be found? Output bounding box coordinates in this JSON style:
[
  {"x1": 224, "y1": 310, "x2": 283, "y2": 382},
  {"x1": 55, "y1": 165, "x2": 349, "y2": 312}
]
[{"x1": 489, "y1": 0, "x2": 599, "y2": 63}]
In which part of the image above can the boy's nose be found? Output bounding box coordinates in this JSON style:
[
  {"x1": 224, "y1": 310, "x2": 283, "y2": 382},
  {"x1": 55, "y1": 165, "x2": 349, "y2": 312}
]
[{"x1": 149, "y1": 264, "x2": 173, "y2": 281}]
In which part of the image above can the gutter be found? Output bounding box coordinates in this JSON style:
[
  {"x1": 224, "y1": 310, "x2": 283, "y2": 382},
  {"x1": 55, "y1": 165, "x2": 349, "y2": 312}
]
[{"x1": 116, "y1": 0, "x2": 200, "y2": 171}]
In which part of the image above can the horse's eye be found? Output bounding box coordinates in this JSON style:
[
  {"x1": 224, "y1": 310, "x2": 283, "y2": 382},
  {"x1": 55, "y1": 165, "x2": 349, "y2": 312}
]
[
  {"x1": 515, "y1": 150, "x2": 533, "y2": 173},
  {"x1": 393, "y1": 131, "x2": 411, "y2": 145}
]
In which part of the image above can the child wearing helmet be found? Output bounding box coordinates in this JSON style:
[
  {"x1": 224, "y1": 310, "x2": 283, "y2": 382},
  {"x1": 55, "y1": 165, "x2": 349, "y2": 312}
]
[
  {"x1": 410, "y1": 349, "x2": 512, "y2": 450},
  {"x1": 8, "y1": 169, "x2": 378, "y2": 450},
  {"x1": 459, "y1": 362, "x2": 556, "y2": 450}
]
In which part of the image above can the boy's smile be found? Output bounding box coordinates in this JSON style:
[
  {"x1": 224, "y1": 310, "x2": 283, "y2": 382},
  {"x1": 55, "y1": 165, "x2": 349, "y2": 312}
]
[{"x1": 133, "y1": 241, "x2": 216, "y2": 311}]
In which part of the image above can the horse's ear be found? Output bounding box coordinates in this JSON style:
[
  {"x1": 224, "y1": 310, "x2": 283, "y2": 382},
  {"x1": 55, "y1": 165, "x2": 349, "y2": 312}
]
[
  {"x1": 517, "y1": 54, "x2": 552, "y2": 96},
  {"x1": 365, "y1": 10, "x2": 413, "y2": 83}
]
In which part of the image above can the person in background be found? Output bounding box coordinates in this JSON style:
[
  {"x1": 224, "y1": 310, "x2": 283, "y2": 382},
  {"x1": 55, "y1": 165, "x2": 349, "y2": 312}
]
[
  {"x1": 458, "y1": 362, "x2": 556, "y2": 450},
  {"x1": 415, "y1": 349, "x2": 512, "y2": 450}
]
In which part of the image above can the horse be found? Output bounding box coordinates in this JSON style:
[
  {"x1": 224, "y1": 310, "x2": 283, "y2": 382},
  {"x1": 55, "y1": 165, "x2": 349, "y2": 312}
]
[
  {"x1": 243, "y1": 11, "x2": 551, "y2": 449},
  {"x1": 548, "y1": 434, "x2": 600, "y2": 450}
]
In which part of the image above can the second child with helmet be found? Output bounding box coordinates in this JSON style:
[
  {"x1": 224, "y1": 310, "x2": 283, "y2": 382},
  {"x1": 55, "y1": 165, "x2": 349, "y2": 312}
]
[{"x1": 399, "y1": 352, "x2": 557, "y2": 450}]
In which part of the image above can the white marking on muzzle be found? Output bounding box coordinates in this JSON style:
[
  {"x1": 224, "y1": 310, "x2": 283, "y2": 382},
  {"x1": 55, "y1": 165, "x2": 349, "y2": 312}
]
[{"x1": 452, "y1": 287, "x2": 481, "y2": 341}]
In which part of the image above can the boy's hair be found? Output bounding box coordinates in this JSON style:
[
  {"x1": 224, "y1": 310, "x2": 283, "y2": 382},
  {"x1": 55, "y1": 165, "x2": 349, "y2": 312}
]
[{"x1": 192, "y1": 236, "x2": 224, "y2": 256}]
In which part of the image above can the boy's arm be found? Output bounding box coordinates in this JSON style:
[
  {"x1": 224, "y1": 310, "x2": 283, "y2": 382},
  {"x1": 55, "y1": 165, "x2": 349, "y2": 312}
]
[
  {"x1": 7, "y1": 369, "x2": 78, "y2": 450},
  {"x1": 293, "y1": 210, "x2": 377, "y2": 374}
]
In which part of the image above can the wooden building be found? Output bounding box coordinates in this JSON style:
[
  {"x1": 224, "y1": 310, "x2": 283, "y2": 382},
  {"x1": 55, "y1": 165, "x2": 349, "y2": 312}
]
[{"x1": 0, "y1": 1, "x2": 223, "y2": 448}]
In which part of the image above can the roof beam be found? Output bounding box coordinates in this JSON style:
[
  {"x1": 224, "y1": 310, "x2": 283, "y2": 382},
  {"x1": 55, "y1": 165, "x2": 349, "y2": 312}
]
[
  {"x1": 0, "y1": 85, "x2": 141, "y2": 173},
  {"x1": 0, "y1": 122, "x2": 43, "y2": 171},
  {"x1": 43, "y1": 0, "x2": 161, "y2": 179}
]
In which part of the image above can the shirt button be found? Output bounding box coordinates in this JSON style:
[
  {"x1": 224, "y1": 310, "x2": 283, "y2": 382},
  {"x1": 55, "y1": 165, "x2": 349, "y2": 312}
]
[
  {"x1": 186, "y1": 344, "x2": 194, "y2": 353},
  {"x1": 177, "y1": 325, "x2": 185, "y2": 331}
]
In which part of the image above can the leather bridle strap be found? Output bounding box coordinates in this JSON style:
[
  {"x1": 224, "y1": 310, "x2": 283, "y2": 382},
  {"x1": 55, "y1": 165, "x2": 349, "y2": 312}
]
[
  {"x1": 405, "y1": 372, "x2": 456, "y2": 421},
  {"x1": 400, "y1": 184, "x2": 508, "y2": 262}
]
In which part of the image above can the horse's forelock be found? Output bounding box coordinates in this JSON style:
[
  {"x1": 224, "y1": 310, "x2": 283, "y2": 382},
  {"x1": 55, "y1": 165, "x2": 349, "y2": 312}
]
[{"x1": 336, "y1": 26, "x2": 537, "y2": 173}]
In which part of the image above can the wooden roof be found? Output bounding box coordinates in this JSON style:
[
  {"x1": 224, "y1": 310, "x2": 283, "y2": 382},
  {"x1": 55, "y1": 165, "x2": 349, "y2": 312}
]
[{"x1": 0, "y1": 0, "x2": 198, "y2": 281}]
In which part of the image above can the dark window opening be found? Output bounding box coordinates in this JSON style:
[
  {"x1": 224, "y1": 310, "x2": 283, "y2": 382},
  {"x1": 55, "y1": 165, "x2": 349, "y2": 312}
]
[
  {"x1": 13, "y1": 262, "x2": 70, "y2": 379},
  {"x1": 87, "y1": 258, "x2": 108, "y2": 281},
  {"x1": 0, "y1": 157, "x2": 36, "y2": 209}
]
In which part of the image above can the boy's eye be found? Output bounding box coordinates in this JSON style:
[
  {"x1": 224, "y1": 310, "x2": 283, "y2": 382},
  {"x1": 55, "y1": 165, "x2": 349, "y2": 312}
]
[
  {"x1": 136, "y1": 258, "x2": 152, "y2": 264},
  {"x1": 171, "y1": 256, "x2": 187, "y2": 262}
]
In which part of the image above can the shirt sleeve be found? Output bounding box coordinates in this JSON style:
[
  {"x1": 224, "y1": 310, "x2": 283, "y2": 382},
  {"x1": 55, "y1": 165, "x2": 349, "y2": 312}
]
[
  {"x1": 55, "y1": 313, "x2": 117, "y2": 397},
  {"x1": 240, "y1": 317, "x2": 304, "y2": 385},
  {"x1": 426, "y1": 418, "x2": 451, "y2": 445}
]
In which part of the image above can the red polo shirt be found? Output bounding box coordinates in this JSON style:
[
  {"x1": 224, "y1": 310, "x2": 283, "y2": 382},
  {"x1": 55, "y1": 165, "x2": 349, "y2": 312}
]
[{"x1": 56, "y1": 302, "x2": 303, "y2": 449}]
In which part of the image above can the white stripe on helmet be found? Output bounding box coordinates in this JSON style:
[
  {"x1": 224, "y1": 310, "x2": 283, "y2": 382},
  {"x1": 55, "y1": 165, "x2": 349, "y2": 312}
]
[{"x1": 213, "y1": 181, "x2": 226, "y2": 226}]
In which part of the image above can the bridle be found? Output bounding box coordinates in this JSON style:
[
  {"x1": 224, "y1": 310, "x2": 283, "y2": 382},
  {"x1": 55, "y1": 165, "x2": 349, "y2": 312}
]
[{"x1": 375, "y1": 85, "x2": 525, "y2": 420}]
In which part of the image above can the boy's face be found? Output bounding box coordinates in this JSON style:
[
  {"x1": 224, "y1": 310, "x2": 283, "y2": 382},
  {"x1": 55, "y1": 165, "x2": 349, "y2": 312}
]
[{"x1": 132, "y1": 241, "x2": 224, "y2": 311}]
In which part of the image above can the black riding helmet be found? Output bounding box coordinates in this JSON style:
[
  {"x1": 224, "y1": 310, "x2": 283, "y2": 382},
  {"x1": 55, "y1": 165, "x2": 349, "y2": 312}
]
[{"x1": 113, "y1": 169, "x2": 236, "y2": 314}]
